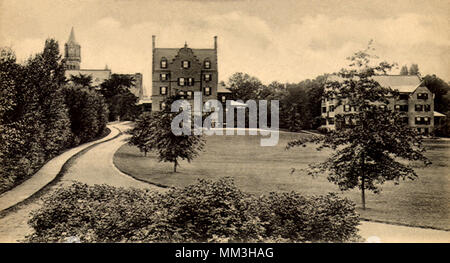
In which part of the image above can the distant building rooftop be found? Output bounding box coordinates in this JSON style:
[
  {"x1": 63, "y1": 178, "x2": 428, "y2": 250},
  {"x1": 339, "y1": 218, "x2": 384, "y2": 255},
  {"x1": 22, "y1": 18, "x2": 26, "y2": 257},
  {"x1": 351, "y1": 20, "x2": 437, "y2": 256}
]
[{"x1": 327, "y1": 74, "x2": 422, "y2": 93}]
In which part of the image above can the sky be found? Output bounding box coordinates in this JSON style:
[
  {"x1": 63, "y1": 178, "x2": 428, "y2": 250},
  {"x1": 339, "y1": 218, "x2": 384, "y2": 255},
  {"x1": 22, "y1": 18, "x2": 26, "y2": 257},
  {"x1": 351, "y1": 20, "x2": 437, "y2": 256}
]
[{"x1": 0, "y1": 0, "x2": 449, "y2": 96}]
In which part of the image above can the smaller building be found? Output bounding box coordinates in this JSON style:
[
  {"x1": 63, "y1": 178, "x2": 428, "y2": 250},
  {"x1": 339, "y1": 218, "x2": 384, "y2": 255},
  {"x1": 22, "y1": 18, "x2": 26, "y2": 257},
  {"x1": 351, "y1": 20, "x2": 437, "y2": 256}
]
[{"x1": 321, "y1": 75, "x2": 438, "y2": 135}]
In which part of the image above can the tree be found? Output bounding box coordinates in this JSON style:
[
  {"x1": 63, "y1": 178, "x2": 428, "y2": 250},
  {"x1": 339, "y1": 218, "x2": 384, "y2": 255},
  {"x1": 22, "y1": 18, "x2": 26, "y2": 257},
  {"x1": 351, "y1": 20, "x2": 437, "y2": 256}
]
[
  {"x1": 409, "y1": 64, "x2": 420, "y2": 76},
  {"x1": 128, "y1": 96, "x2": 205, "y2": 172},
  {"x1": 421, "y1": 74, "x2": 450, "y2": 113},
  {"x1": 287, "y1": 43, "x2": 430, "y2": 210},
  {"x1": 70, "y1": 73, "x2": 93, "y2": 89},
  {"x1": 399, "y1": 65, "x2": 409, "y2": 75},
  {"x1": 62, "y1": 84, "x2": 108, "y2": 145},
  {"x1": 227, "y1": 72, "x2": 265, "y2": 101},
  {"x1": 99, "y1": 74, "x2": 138, "y2": 121}
]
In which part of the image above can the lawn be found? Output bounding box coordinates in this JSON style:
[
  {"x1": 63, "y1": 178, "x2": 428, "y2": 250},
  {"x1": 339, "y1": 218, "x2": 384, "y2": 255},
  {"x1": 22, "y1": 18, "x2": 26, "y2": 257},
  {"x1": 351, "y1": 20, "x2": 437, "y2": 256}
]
[{"x1": 113, "y1": 131, "x2": 450, "y2": 230}]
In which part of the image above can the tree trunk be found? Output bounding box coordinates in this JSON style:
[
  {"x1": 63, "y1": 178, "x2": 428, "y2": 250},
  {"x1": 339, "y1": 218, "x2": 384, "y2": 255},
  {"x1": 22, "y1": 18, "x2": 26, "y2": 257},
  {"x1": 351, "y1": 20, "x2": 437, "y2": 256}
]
[
  {"x1": 144, "y1": 150, "x2": 147, "y2": 157},
  {"x1": 173, "y1": 160, "x2": 178, "y2": 173},
  {"x1": 361, "y1": 174, "x2": 366, "y2": 210},
  {"x1": 361, "y1": 153, "x2": 366, "y2": 210}
]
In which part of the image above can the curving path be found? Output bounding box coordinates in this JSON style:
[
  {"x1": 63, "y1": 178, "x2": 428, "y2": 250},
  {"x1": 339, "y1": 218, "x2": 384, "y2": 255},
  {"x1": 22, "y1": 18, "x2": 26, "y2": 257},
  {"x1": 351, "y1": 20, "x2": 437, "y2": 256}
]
[
  {"x1": 0, "y1": 122, "x2": 448, "y2": 242},
  {"x1": 0, "y1": 122, "x2": 165, "y2": 242}
]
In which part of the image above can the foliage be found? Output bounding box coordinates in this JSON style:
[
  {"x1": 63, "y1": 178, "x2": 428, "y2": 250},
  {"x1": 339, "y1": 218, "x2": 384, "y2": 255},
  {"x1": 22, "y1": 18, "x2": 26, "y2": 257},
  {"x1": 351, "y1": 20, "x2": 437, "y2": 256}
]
[
  {"x1": 0, "y1": 40, "x2": 109, "y2": 194},
  {"x1": 409, "y1": 63, "x2": 420, "y2": 75},
  {"x1": 69, "y1": 73, "x2": 93, "y2": 89},
  {"x1": 99, "y1": 74, "x2": 139, "y2": 121},
  {"x1": 399, "y1": 65, "x2": 409, "y2": 75},
  {"x1": 128, "y1": 96, "x2": 205, "y2": 172},
  {"x1": 26, "y1": 178, "x2": 360, "y2": 243},
  {"x1": 62, "y1": 84, "x2": 108, "y2": 145},
  {"x1": 253, "y1": 192, "x2": 360, "y2": 242},
  {"x1": 287, "y1": 43, "x2": 430, "y2": 209}
]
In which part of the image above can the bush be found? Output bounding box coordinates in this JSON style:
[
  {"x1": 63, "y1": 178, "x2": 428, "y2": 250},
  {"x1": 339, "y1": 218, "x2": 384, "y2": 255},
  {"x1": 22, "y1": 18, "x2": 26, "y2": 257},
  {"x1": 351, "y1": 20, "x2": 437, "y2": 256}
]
[
  {"x1": 253, "y1": 192, "x2": 360, "y2": 242},
  {"x1": 26, "y1": 178, "x2": 360, "y2": 243}
]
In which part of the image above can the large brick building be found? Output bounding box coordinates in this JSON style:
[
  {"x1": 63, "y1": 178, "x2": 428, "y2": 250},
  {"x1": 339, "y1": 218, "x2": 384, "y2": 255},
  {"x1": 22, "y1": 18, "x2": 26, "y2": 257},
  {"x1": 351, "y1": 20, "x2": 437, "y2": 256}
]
[
  {"x1": 321, "y1": 75, "x2": 441, "y2": 135},
  {"x1": 151, "y1": 35, "x2": 218, "y2": 111}
]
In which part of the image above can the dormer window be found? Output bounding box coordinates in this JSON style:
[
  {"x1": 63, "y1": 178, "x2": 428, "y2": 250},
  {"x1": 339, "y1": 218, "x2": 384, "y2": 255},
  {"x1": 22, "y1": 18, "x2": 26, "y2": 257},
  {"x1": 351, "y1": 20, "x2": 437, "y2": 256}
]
[
  {"x1": 182, "y1": 61, "x2": 190, "y2": 69},
  {"x1": 160, "y1": 58, "x2": 167, "y2": 68},
  {"x1": 204, "y1": 60, "x2": 211, "y2": 69},
  {"x1": 417, "y1": 93, "x2": 428, "y2": 100}
]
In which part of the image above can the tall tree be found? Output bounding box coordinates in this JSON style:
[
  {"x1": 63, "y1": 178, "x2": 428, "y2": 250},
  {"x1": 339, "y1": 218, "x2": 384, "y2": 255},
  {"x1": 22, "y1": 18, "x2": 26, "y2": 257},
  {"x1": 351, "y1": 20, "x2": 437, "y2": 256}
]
[
  {"x1": 227, "y1": 72, "x2": 265, "y2": 101},
  {"x1": 409, "y1": 64, "x2": 420, "y2": 75},
  {"x1": 100, "y1": 74, "x2": 138, "y2": 121},
  {"x1": 70, "y1": 73, "x2": 93, "y2": 89},
  {"x1": 421, "y1": 74, "x2": 450, "y2": 113},
  {"x1": 128, "y1": 96, "x2": 205, "y2": 172},
  {"x1": 399, "y1": 65, "x2": 409, "y2": 75},
  {"x1": 287, "y1": 44, "x2": 430, "y2": 210}
]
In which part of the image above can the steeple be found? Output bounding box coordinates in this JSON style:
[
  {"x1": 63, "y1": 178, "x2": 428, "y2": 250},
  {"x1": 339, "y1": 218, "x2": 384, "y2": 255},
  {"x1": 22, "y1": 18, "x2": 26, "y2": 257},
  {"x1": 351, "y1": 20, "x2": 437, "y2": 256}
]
[
  {"x1": 68, "y1": 27, "x2": 77, "y2": 44},
  {"x1": 64, "y1": 27, "x2": 81, "y2": 70}
]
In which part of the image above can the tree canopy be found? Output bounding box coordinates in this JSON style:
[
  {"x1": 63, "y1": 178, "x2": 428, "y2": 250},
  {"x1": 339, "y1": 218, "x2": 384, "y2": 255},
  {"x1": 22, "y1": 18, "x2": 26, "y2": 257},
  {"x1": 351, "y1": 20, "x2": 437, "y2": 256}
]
[{"x1": 287, "y1": 43, "x2": 430, "y2": 209}]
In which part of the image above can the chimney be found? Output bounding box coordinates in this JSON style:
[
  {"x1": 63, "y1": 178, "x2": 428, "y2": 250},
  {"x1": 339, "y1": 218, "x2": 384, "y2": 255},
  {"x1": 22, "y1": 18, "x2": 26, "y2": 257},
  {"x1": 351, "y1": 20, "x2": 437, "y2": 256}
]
[
  {"x1": 152, "y1": 35, "x2": 156, "y2": 50},
  {"x1": 214, "y1": 36, "x2": 217, "y2": 50}
]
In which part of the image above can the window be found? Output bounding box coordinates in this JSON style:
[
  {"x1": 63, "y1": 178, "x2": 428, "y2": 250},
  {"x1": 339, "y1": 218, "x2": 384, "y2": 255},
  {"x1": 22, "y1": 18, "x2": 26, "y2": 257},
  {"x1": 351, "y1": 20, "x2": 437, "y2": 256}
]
[
  {"x1": 415, "y1": 104, "x2": 423, "y2": 111},
  {"x1": 204, "y1": 60, "x2": 211, "y2": 69},
  {"x1": 322, "y1": 107, "x2": 327, "y2": 113},
  {"x1": 344, "y1": 104, "x2": 351, "y2": 112},
  {"x1": 221, "y1": 95, "x2": 226, "y2": 103},
  {"x1": 160, "y1": 58, "x2": 167, "y2": 68},
  {"x1": 204, "y1": 74, "x2": 211, "y2": 81},
  {"x1": 424, "y1": 105, "x2": 431, "y2": 112},
  {"x1": 417, "y1": 93, "x2": 428, "y2": 100},
  {"x1": 187, "y1": 91, "x2": 193, "y2": 99},
  {"x1": 415, "y1": 117, "x2": 431, "y2": 125},
  {"x1": 160, "y1": 102, "x2": 166, "y2": 110},
  {"x1": 204, "y1": 87, "x2": 211, "y2": 96},
  {"x1": 328, "y1": 118, "x2": 335, "y2": 125},
  {"x1": 395, "y1": 105, "x2": 400, "y2": 110},
  {"x1": 399, "y1": 94, "x2": 409, "y2": 100},
  {"x1": 160, "y1": 86, "x2": 167, "y2": 95},
  {"x1": 182, "y1": 61, "x2": 190, "y2": 69},
  {"x1": 178, "y1": 78, "x2": 185, "y2": 86},
  {"x1": 329, "y1": 105, "x2": 334, "y2": 112},
  {"x1": 160, "y1": 73, "x2": 168, "y2": 81},
  {"x1": 187, "y1": 78, "x2": 194, "y2": 86},
  {"x1": 179, "y1": 90, "x2": 185, "y2": 96}
]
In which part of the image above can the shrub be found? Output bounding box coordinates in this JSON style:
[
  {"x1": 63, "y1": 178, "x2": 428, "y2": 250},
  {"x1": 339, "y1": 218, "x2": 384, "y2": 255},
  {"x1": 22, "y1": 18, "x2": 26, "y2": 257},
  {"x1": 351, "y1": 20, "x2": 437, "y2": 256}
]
[
  {"x1": 26, "y1": 178, "x2": 360, "y2": 243},
  {"x1": 253, "y1": 192, "x2": 360, "y2": 242}
]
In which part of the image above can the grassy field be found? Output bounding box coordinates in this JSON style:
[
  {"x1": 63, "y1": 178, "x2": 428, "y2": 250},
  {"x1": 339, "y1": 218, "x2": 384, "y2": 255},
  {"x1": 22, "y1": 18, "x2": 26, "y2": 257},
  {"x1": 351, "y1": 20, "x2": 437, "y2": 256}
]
[{"x1": 114, "y1": 131, "x2": 450, "y2": 230}]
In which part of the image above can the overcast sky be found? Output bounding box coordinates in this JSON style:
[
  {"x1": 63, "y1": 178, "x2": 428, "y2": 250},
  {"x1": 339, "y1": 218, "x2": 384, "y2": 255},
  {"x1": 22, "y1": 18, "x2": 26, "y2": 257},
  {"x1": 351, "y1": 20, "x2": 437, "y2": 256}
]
[{"x1": 0, "y1": 0, "x2": 448, "y2": 95}]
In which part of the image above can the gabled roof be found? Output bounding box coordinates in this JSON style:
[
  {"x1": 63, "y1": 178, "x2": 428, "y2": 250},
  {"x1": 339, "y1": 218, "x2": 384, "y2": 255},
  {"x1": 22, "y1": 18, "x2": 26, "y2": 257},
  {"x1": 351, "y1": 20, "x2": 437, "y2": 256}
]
[
  {"x1": 327, "y1": 74, "x2": 423, "y2": 93},
  {"x1": 217, "y1": 82, "x2": 231, "y2": 93},
  {"x1": 154, "y1": 45, "x2": 216, "y2": 70},
  {"x1": 434, "y1": 111, "x2": 446, "y2": 117}
]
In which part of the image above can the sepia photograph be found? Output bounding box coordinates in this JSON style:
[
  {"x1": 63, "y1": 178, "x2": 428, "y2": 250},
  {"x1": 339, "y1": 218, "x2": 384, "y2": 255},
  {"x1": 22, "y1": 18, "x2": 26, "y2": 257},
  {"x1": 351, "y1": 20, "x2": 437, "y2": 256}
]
[{"x1": 0, "y1": 0, "x2": 448, "y2": 252}]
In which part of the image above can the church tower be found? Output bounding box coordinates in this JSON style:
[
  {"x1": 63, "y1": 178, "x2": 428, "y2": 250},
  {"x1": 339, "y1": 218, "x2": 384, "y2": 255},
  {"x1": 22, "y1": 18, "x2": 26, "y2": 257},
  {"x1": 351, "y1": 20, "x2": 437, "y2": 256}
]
[{"x1": 64, "y1": 27, "x2": 81, "y2": 70}]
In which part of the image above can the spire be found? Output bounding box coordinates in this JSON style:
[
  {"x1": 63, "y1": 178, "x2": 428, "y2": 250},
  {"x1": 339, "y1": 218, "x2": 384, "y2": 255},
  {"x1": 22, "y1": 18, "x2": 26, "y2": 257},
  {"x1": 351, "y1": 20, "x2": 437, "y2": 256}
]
[
  {"x1": 184, "y1": 41, "x2": 188, "y2": 48},
  {"x1": 68, "y1": 27, "x2": 77, "y2": 43}
]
